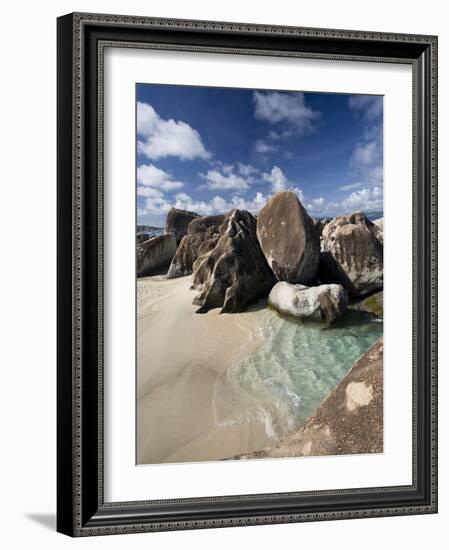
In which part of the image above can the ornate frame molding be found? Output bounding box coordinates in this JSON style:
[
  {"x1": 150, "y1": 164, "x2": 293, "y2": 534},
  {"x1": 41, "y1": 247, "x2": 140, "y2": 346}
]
[{"x1": 57, "y1": 12, "x2": 438, "y2": 537}]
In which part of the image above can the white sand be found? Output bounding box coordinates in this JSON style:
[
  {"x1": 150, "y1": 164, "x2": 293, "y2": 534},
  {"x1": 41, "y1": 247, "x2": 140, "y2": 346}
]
[{"x1": 137, "y1": 275, "x2": 272, "y2": 464}]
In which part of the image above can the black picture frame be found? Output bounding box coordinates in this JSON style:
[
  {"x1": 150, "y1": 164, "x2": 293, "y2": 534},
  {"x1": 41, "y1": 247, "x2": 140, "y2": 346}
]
[{"x1": 57, "y1": 12, "x2": 438, "y2": 537}]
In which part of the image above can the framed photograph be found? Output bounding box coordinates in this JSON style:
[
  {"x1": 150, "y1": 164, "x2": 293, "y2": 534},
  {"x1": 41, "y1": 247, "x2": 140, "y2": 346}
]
[{"x1": 57, "y1": 12, "x2": 438, "y2": 536}]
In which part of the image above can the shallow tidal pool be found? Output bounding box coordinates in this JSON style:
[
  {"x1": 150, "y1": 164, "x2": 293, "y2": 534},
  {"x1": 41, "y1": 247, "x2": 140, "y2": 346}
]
[{"x1": 213, "y1": 307, "x2": 383, "y2": 442}]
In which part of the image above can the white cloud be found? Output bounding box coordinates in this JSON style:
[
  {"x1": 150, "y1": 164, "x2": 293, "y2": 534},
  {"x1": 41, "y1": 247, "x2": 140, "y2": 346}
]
[
  {"x1": 306, "y1": 197, "x2": 325, "y2": 214},
  {"x1": 261, "y1": 166, "x2": 305, "y2": 202},
  {"x1": 255, "y1": 139, "x2": 277, "y2": 154},
  {"x1": 137, "y1": 163, "x2": 184, "y2": 191},
  {"x1": 312, "y1": 197, "x2": 325, "y2": 206},
  {"x1": 349, "y1": 139, "x2": 383, "y2": 188},
  {"x1": 199, "y1": 169, "x2": 250, "y2": 191},
  {"x1": 253, "y1": 91, "x2": 320, "y2": 132},
  {"x1": 140, "y1": 190, "x2": 271, "y2": 217},
  {"x1": 262, "y1": 165, "x2": 289, "y2": 192},
  {"x1": 348, "y1": 94, "x2": 383, "y2": 193},
  {"x1": 221, "y1": 163, "x2": 234, "y2": 175},
  {"x1": 339, "y1": 182, "x2": 364, "y2": 191},
  {"x1": 348, "y1": 95, "x2": 383, "y2": 120},
  {"x1": 291, "y1": 187, "x2": 305, "y2": 203},
  {"x1": 237, "y1": 162, "x2": 258, "y2": 177},
  {"x1": 137, "y1": 186, "x2": 165, "y2": 199},
  {"x1": 301, "y1": 186, "x2": 383, "y2": 218},
  {"x1": 143, "y1": 194, "x2": 171, "y2": 215},
  {"x1": 341, "y1": 187, "x2": 383, "y2": 212},
  {"x1": 177, "y1": 192, "x2": 269, "y2": 216},
  {"x1": 137, "y1": 102, "x2": 210, "y2": 161},
  {"x1": 229, "y1": 192, "x2": 268, "y2": 212},
  {"x1": 350, "y1": 141, "x2": 378, "y2": 168}
]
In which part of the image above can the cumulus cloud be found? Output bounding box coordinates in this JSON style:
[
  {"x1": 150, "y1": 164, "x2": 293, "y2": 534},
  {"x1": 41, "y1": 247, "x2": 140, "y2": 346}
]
[
  {"x1": 137, "y1": 102, "x2": 210, "y2": 161},
  {"x1": 199, "y1": 168, "x2": 250, "y2": 191},
  {"x1": 143, "y1": 194, "x2": 171, "y2": 215},
  {"x1": 137, "y1": 186, "x2": 165, "y2": 199},
  {"x1": 137, "y1": 164, "x2": 184, "y2": 191},
  {"x1": 301, "y1": 184, "x2": 383, "y2": 217},
  {"x1": 341, "y1": 186, "x2": 383, "y2": 212},
  {"x1": 263, "y1": 165, "x2": 288, "y2": 192},
  {"x1": 141, "y1": 191, "x2": 270, "y2": 217},
  {"x1": 348, "y1": 95, "x2": 383, "y2": 120},
  {"x1": 253, "y1": 91, "x2": 320, "y2": 133},
  {"x1": 260, "y1": 166, "x2": 305, "y2": 202}
]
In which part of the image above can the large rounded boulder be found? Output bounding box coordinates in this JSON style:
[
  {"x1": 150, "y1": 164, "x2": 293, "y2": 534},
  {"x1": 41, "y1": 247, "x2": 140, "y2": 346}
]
[
  {"x1": 192, "y1": 209, "x2": 276, "y2": 313},
  {"x1": 257, "y1": 191, "x2": 320, "y2": 284},
  {"x1": 136, "y1": 234, "x2": 177, "y2": 277},
  {"x1": 268, "y1": 281, "x2": 348, "y2": 324},
  {"x1": 164, "y1": 207, "x2": 199, "y2": 244},
  {"x1": 320, "y1": 212, "x2": 383, "y2": 297}
]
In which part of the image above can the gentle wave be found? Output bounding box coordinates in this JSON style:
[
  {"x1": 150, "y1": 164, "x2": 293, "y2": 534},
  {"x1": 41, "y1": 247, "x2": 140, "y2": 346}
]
[{"x1": 213, "y1": 309, "x2": 383, "y2": 441}]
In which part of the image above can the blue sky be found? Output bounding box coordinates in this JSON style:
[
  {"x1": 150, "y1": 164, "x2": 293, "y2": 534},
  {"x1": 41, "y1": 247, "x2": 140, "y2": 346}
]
[{"x1": 136, "y1": 84, "x2": 383, "y2": 227}]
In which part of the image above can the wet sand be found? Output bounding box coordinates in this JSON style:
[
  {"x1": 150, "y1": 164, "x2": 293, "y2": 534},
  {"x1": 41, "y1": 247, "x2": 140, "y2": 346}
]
[{"x1": 137, "y1": 275, "x2": 272, "y2": 464}]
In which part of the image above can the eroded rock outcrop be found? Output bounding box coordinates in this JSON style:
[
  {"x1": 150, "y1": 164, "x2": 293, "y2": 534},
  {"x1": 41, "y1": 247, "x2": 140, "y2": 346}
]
[
  {"x1": 192, "y1": 209, "x2": 276, "y2": 313},
  {"x1": 188, "y1": 214, "x2": 225, "y2": 235},
  {"x1": 319, "y1": 212, "x2": 383, "y2": 297},
  {"x1": 167, "y1": 215, "x2": 225, "y2": 279},
  {"x1": 164, "y1": 207, "x2": 199, "y2": 244},
  {"x1": 136, "y1": 234, "x2": 177, "y2": 277},
  {"x1": 167, "y1": 227, "x2": 220, "y2": 279},
  {"x1": 257, "y1": 191, "x2": 320, "y2": 284},
  {"x1": 238, "y1": 337, "x2": 383, "y2": 459},
  {"x1": 268, "y1": 282, "x2": 348, "y2": 324}
]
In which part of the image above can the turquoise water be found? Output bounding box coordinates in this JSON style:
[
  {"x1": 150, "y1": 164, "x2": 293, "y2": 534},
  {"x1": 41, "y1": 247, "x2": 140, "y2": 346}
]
[{"x1": 213, "y1": 308, "x2": 383, "y2": 441}]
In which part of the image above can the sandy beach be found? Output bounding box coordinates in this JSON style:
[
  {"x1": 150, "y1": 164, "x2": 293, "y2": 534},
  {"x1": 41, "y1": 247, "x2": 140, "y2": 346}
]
[{"x1": 137, "y1": 274, "x2": 273, "y2": 464}]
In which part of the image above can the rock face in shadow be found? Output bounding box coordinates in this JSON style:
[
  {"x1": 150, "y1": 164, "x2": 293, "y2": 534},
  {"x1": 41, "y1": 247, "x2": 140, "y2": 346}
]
[
  {"x1": 257, "y1": 191, "x2": 320, "y2": 284},
  {"x1": 167, "y1": 227, "x2": 220, "y2": 279},
  {"x1": 312, "y1": 217, "x2": 331, "y2": 239},
  {"x1": 319, "y1": 212, "x2": 383, "y2": 297},
  {"x1": 136, "y1": 234, "x2": 177, "y2": 277},
  {"x1": 137, "y1": 232, "x2": 151, "y2": 244},
  {"x1": 192, "y1": 209, "x2": 276, "y2": 313},
  {"x1": 268, "y1": 282, "x2": 348, "y2": 324},
  {"x1": 164, "y1": 207, "x2": 199, "y2": 244},
  {"x1": 238, "y1": 337, "x2": 383, "y2": 459}
]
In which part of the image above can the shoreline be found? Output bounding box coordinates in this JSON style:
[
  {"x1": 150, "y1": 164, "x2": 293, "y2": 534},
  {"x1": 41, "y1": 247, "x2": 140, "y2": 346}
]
[
  {"x1": 137, "y1": 274, "x2": 273, "y2": 464},
  {"x1": 137, "y1": 273, "x2": 383, "y2": 465}
]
